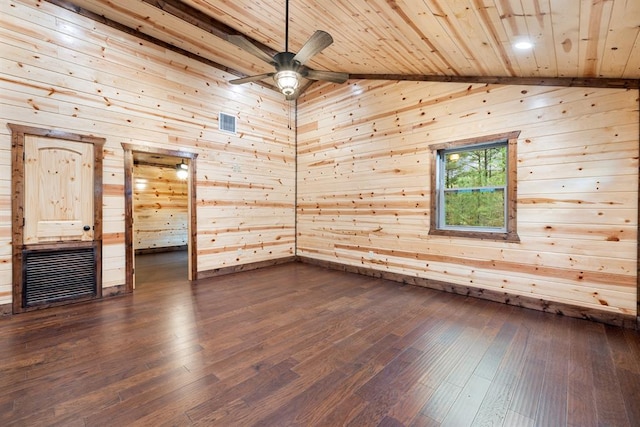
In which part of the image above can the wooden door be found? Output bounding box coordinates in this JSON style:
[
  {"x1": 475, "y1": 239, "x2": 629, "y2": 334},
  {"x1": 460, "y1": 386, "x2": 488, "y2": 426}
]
[
  {"x1": 24, "y1": 135, "x2": 94, "y2": 243},
  {"x1": 10, "y1": 124, "x2": 104, "y2": 313}
]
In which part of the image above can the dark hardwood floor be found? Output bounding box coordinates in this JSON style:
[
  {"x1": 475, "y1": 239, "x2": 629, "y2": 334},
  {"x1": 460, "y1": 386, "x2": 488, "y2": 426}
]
[{"x1": 1, "y1": 253, "x2": 639, "y2": 426}]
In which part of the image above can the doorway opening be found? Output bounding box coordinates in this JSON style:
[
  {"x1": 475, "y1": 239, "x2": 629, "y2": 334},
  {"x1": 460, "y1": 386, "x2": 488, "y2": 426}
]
[{"x1": 122, "y1": 144, "x2": 197, "y2": 291}]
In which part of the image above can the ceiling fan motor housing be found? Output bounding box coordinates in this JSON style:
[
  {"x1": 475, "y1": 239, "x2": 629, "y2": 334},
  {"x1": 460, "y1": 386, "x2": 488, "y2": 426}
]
[
  {"x1": 273, "y1": 52, "x2": 303, "y2": 96},
  {"x1": 274, "y1": 52, "x2": 301, "y2": 72}
]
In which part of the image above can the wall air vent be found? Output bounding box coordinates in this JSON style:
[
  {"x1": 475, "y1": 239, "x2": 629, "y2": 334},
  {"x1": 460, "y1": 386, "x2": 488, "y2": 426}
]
[
  {"x1": 219, "y1": 112, "x2": 237, "y2": 134},
  {"x1": 23, "y1": 246, "x2": 96, "y2": 307}
]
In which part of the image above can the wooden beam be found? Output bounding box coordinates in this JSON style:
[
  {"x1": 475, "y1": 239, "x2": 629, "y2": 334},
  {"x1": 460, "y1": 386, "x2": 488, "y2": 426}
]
[
  {"x1": 139, "y1": 0, "x2": 279, "y2": 58},
  {"x1": 43, "y1": 0, "x2": 276, "y2": 91},
  {"x1": 140, "y1": 0, "x2": 335, "y2": 98},
  {"x1": 348, "y1": 73, "x2": 640, "y2": 89},
  {"x1": 46, "y1": 2, "x2": 639, "y2": 94}
]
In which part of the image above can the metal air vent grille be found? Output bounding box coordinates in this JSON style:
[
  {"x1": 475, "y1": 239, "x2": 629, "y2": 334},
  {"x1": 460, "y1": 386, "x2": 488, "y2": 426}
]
[
  {"x1": 23, "y1": 247, "x2": 96, "y2": 307},
  {"x1": 219, "y1": 112, "x2": 237, "y2": 134}
]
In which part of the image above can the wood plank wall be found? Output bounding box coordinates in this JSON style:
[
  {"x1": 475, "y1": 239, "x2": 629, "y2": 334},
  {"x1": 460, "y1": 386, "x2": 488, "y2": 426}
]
[
  {"x1": 297, "y1": 81, "x2": 639, "y2": 316},
  {"x1": 0, "y1": 0, "x2": 295, "y2": 305},
  {"x1": 133, "y1": 163, "x2": 187, "y2": 252}
]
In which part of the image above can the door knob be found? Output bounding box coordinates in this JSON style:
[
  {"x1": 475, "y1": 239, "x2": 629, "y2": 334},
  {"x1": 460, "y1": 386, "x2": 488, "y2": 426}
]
[{"x1": 83, "y1": 225, "x2": 91, "y2": 231}]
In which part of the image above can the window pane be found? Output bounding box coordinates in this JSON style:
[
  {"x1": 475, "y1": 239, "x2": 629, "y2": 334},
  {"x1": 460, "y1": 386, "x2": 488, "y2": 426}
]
[
  {"x1": 445, "y1": 146, "x2": 506, "y2": 189},
  {"x1": 430, "y1": 131, "x2": 519, "y2": 240},
  {"x1": 444, "y1": 189, "x2": 505, "y2": 228}
]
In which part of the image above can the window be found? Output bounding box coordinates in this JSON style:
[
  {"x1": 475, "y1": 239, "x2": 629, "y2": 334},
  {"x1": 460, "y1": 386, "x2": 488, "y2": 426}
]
[{"x1": 429, "y1": 131, "x2": 520, "y2": 241}]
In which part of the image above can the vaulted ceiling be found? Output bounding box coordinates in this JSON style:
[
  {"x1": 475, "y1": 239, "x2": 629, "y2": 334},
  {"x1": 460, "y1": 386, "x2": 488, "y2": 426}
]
[{"x1": 56, "y1": 0, "x2": 640, "y2": 91}]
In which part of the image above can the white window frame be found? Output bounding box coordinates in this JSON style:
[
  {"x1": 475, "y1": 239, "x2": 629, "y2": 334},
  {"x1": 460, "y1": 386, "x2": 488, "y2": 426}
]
[{"x1": 429, "y1": 131, "x2": 520, "y2": 242}]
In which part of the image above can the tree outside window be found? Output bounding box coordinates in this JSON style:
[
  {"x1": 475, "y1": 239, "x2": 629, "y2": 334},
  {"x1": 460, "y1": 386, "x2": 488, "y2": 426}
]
[{"x1": 429, "y1": 131, "x2": 520, "y2": 241}]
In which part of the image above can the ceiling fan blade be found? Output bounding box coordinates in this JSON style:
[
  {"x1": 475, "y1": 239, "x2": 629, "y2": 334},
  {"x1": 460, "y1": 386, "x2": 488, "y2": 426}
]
[
  {"x1": 227, "y1": 35, "x2": 275, "y2": 65},
  {"x1": 229, "y1": 73, "x2": 274, "y2": 85},
  {"x1": 305, "y1": 69, "x2": 349, "y2": 83},
  {"x1": 292, "y1": 30, "x2": 333, "y2": 65}
]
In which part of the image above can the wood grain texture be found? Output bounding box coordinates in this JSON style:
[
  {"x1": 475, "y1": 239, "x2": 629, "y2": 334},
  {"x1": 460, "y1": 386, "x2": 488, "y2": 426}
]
[
  {"x1": 0, "y1": 256, "x2": 638, "y2": 426},
  {"x1": 300, "y1": 256, "x2": 638, "y2": 329},
  {"x1": 297, "y1": 80, "x2": 639, "y2": 317},
  {"x1": 8, "y1": 124, "x2": 104, "y2": 313},
  {"x1": 123, "y1": 143, "x2": 199, "y2": 286},
  {"x1": 133, "y1": 162, "x2": 188, "y2": 251},
  {"x1": 1, "y1": 0, "x2": 637, "y2": 322},
  {"x1": 43, "y1": 0, "x2": 274, "y2": 90},
  {"x1": 0, "y1": 0, "x2": 295, "y2": 305},
  {"x1": 64, "y1": 0, "x2": 640, "y2": 81},
  {"x1": 428, "y1": 131, "x2": 520, "y2": 242},
  {"x1": 348, "y1": 74, "x2": 639, "y2": 89}
]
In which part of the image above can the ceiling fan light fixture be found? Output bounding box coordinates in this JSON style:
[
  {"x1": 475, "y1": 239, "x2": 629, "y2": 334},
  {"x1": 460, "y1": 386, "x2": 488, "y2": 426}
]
[
  {"x1": 176, "y1": 161, "x2": 189, "y2": 180},
  {"x1": 227, "y1": 0, "x2": 344, "y2": 99},
  {"x1": 275, "y1": 70, "x2": 300, "y2": 96}
]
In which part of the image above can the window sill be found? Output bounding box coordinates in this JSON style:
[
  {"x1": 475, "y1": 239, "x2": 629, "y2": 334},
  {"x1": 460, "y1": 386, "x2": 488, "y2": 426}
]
[{"x1": 429, "y1": 228, "x2": 520, "y2": 242}]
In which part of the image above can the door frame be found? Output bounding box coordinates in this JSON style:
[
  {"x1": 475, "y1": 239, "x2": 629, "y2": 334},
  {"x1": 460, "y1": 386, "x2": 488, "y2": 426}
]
[
  {"x1": 122, "y1": 143, "x2": 198, "y2": 291},
  {"x1": 9, "y1": 124, "x2": 105, "y2": 313}
]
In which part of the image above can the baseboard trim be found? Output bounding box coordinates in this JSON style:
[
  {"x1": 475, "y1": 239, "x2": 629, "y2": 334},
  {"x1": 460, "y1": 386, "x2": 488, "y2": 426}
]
[
  {"x1": 197, "y1": 256, "x2": 297, "y2": 280},
  {"x1": 298, "y1": 256, "x2": 638, "y2": 330},
  {"x1": 0, "y1": 284, "x2": 128, "y2": 317},
  {"x1": 102, "y1": 284, "x2": 128, "y2": 298},
  {"x1": 3, "y1": 257, "x2": 635, "y2": 329},
  {"x1": 0, "y1": 303, "x2": 12, "y2": 317}
]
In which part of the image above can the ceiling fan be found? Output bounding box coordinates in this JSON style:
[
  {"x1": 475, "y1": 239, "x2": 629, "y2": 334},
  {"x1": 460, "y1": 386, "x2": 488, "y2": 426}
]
[{"x1": 227, "y1": 0, "x2": 349, "y2": 100}]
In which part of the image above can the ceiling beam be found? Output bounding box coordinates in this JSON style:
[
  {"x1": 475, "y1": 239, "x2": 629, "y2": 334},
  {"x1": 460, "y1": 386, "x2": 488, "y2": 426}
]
[
  {"x1": 44, "y1": 0, "x2": 276, "y2": 91},
  {"x1": 139, "y1": 0, "x2": 279, "y2": 58},
  {"x1": 44, "y1": 1, "x2": 639, "y2": 92},
  {"x1": 348, "y1": 74, "x2": 640, "y2": 89}
]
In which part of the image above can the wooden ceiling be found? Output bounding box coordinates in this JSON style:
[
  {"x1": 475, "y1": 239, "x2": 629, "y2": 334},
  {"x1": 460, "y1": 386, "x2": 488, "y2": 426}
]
[{"x1": 54, "y1": 0, "x2": 639, "y2": 90}]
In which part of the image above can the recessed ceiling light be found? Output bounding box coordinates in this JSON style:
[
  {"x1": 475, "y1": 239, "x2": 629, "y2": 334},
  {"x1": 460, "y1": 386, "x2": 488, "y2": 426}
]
[{"x1": 514, "y1": 40, "x2": 533, "y2": 50}]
